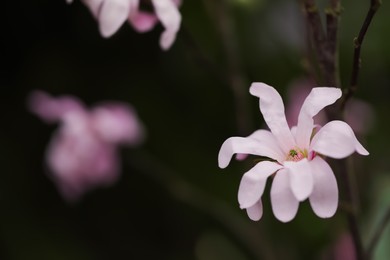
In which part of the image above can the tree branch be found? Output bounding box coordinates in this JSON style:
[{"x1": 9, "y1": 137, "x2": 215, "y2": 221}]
[{"x1": 341, "y1": 0, "x2": 381, "y2": 109}]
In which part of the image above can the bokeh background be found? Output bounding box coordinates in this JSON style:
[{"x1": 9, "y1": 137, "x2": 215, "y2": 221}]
[{"x1": 1, "y1": 0, "x2": 390, "y2": 259}]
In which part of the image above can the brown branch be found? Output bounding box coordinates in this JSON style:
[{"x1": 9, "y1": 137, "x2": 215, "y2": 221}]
[
  {"x1": 341, "y1": 0, "x2": 381, "y2": 109},
  {"x1": 367, "y1": 205, "x2": 390, "y2": 259},
  {"x1": 325, "y1": 0, "x2": 342, "y2": 88},
  {"x1": 337, "y1": 158, "x2": 366, "y2": 260}
]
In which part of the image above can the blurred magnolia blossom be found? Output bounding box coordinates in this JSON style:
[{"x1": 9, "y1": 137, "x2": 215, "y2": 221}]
[
  {"x1": 67, "y1": 0, "x2": 182, "y2": 50},
  {"x1": 28, "y1": 90, "x2": 144, "y2": 201},
  {"x1": 286, "y1": 78, "x2": 375, "y2": 135},
  {"x1": 218, "y1": 83, "x2": 368, "y2": 222}
]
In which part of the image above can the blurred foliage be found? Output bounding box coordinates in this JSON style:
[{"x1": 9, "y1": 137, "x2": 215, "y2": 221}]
[{"x1": 1, "y1": 0, "x2": 390, "y2": 259}]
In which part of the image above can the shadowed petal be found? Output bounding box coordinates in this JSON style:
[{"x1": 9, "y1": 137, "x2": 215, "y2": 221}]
[
  {"x1": 98, "y1": 0, "x2": 131, "y2": 37},
  {"x1": 129, "y1": 11, "x2": 158, "y2": 32},
  {"x1": 82, "y1": 0, "x2": 104, "y2": 18},
  {"x1": 28, "y1": 90, "x2": 84, "y2": 123},
  {"x1": 295, "y1": 87, "x2": 341, "y2": 149},
  {"x1": 249, "y1": 82, "x2": 295, "y2": 153},
  {"x1": 152, "y1": 0, "x2": 181, "y2": 50},
  {"x1": 238, "y1": 161, "x2": 283, "y2": 208},
  {"x1": 309, "y1": 157, "x2": 338, "y2": 218},
  {"x1": 284, "y1": 159, "x2": 313, "y2": 201},
  {"x1": 92, "y1": 103, "x2": 145, "y2": 145},
  {"x1": 218, "y1": 137, "x2": 283, "y2": 168},
  {"x1": 311, "y1": 120, "x2": 369, "y2": 159},
  {"x1": 271, "y1": 169, "x2": 299, "y2": 222},
  {"x1": 246, "y1": 200, "x2": 263, "y2": 221}
]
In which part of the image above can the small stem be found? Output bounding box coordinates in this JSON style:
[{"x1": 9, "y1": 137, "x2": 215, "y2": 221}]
[
  {"x1": 341, "y1": 0, "x2": 381, "y2": 109},
  {"x1": 202, "y1": 0, "x2": 253, "y2": 135},
  {"x1": 128, "y1": 150, "x2": 276, "y2": 260},
  {"x1": 367, "y1": 205, "x2": 390, "y2": 259},
  {"x1": 337, "y1": 158, "x2": 366, "y2": 260},
  {"x1": 325, "y1": 0, "x2": 342, "y2": 88}
]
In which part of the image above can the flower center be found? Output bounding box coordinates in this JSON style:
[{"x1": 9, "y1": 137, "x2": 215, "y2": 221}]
[{"x1": 286, "y1": 148, "x2": 307, "y2": 162}]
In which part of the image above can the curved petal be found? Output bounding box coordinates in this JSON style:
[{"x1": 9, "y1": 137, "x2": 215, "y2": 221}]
[
  {"x1": 238, "y1": 161, "x2": 283, "y2": 208},
  {"x1": 309, "y1": 157, "x2": 338, "y2": 218},
  {"x1": 98, "y1": 0, "x2": 131, "y2": 38},
  {"x1": 129, "y1": 11, "x2": 158, "y2": 33},
  {"x1": 247, "y1": 129, "x2": 285, "y2": 161},
  {"x1": 310, "y1": 120, "x2": 369, "y2": 159},
  {"x1": 246, "y1": 200, "x2": 263, "y2": 221},
  {"x1": 249, "y1": 82, "x2": 295, "y2": 153},
  {"x1": 152, "y1": 0, "x2": 181, "y2": 50},
  {"x1": 270, "y1": 169, "x2": 299, "y2": 222},
  {"x1": 91, "y1": 103, "x2": 145, "y2": 145},
  {"x1": 82, "y1": 0, "x2": 104, "y2": 18},
  {"x1": 295, "y1": 87, "x2": 342, "y2": 149},
  {"x1": 218, "y1": 137, "x2": 283, "y2": 169},
  {"x1": 284, "y1": 159, "x2": 313, "y2": 201},
  {"x1": 28, "y1": 90, "x2": 84, "y2": 123}
]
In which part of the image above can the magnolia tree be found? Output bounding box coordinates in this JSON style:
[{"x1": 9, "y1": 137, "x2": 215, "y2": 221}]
[{"x1": 21, "y1": 0, "x2": 389, "y2": 259}]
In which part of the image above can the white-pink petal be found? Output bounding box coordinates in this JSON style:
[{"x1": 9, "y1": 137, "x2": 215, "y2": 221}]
[
  {"x1": 91, "y1": 103, "x2": 144, "y2": 145},
  {"x1": 249, "y1": 82, "x2": 296, "y2": 153},
  {"x1": 309, "y1": 157, "x2": 338, "y2": 218},
  {"x1": 238, "y1": 161, "x2": 283, "y2": 208},
  {"x1": 129, "y1": 11, "x2": 158, "y2": 33},
  {"x1": 28, "y1": 90, "x2": 84, "y2": 123},
  {"x1": 218, "y1": 137, "x2": 284, "y2": 169},
  {"x1": 151, "y1": 0, "x2": 181, "y2": 50},
  {"x1": 246, "y1": 129, "x2": 285, "y2": 162},
  {"x1": 98, "y1": 0, "x2": 131, "y2": 38},
  {"x1": 270, "y1": 169, "x2": 299, "y2": 222},
  {"x1": 284, "y1": 159, "x2": 313, "y2": 201},
  {"x1": 246, "y1": 200, "x2": 263, "y2": 221},
  {"x1": 295, "y1": 87, "x2": 341, "y2": 149},
  {"x1": 311, "y1": 120, "x2": 369, "y2": 159}
]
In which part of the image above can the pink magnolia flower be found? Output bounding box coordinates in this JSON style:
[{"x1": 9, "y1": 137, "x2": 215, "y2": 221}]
[
  {"x1": 67, "y1": 0, "x2": 182, "y2": 50},
  {"x1": 29, "y1": 90, "x2": 144, "y2": 201},
  {"x1": 286, "y1": 78, "x2": 375, "y2": 135},
  {"x1": 218, "y1": 83, "x2": 368, "y2": 222}
]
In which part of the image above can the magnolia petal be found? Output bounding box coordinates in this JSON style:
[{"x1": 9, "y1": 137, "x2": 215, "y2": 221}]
[
  {"x1": 91, "y1": 103, "x2": 144, "y2": 145},
  {"x1": 295, "y1": 87, "x2": 341, "y2": 149},
  {"x1": 311, "y1": 120, "x2": 369, "y2": 159},
  {"x1": 98, "y1": 0, "x2": 131, "y2": 38},
  {"x1": 218, "y1": 137, "x2": 283, "y2": 169},
  {"x1": 238, "y1": 161, "x2": 283, "y2": 208},
  {"x1": 66, "y1": 0, "x2": 74, "y2": 4},
  {"x1": 82, "y1": 0, "x2": 105, "y2": 18},
  {"x1": 270, "y1": 169, "x2": 299, "y2": 222},
  {"x1": 246, "y1": 200, "x2": 263, "y2": 221},
  {"x1": 284, "y1": 159, "x2": 313, "y2": 201},
  {"x1": 309, "y1": 157, "x2": 338, "y2": 218},
  {"x1": 245, "y1": 129, "x2": 285, "y2": 162},
  {"x1": 249, "y1": 82, "x2": 295, "y2": 153},
  {"x1": 28, "y1": 90, "x2": 84, "y2": 123},
  {"x1": 152, "y1": 0, "x2": 181, "y2": 50},
  {"x1": 129, "y1": 11, "x2": 158, "y2": 33}
]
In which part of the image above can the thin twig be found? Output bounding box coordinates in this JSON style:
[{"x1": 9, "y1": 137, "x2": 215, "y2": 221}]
[
  {"x1": 128, "y1": 150, "x2": 276, "y2": 260},
  {"x1": 325, "y1": 0, "x2": 342, "y2": 88},
  {"x1": 337, "y1": 158, "x2": 366, "y2": 260},
  {"x1": 367, "y1": 205, "x2": 390, "y2": 259},
  {"x1": 341, "y1": 0, "x2": 381, "y2": 109},
  {"x1": 202, "y1": 0, "x2": 253, "y2": 135}
]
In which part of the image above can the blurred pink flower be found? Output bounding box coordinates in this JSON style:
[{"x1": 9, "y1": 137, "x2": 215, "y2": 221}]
[
  {"x1": 67, "y1": 0, "x2": 182, "y2": 50},
  {"x1": 218, "y1": 83, "x2": 368, "y2": 222},
  {"x1": 286, "y1": 78, "x2": 375, "y2": 135},
  {"x1": 29, "y1": 90, "x2": 144, "y2": 201}
]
